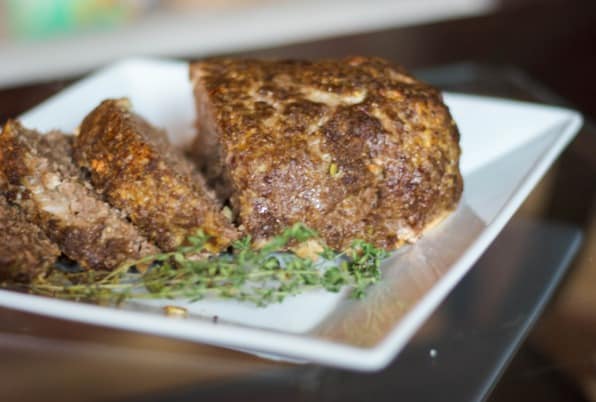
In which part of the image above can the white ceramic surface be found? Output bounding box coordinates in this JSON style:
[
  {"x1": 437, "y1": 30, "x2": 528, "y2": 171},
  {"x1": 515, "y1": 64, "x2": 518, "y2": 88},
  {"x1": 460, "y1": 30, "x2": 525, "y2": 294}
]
[{"x1": 0, "y1": 59, "x2": 582, "y2": 371}]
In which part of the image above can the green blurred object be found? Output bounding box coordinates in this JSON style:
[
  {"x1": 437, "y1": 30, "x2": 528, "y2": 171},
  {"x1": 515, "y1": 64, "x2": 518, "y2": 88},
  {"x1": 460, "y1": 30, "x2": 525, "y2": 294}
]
[{"x1": 6, "y1": 0, "x2": 133, "y2": 40}]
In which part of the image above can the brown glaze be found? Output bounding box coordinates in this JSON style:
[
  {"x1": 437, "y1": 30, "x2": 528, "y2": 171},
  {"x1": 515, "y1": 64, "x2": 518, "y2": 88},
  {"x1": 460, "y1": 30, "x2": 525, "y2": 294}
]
[
  {"x1": 0, "y1": 121, "x2": 158, "y2": 271},
  {"x1": 0, "y1": 195, "x2": 60, "y2": 282},
  {"x1": 73, "y1": 99, "x2": 238, "y2": 252},
  {"x1": 190, "y1": 57, "x2": 463, "y2": 250}
]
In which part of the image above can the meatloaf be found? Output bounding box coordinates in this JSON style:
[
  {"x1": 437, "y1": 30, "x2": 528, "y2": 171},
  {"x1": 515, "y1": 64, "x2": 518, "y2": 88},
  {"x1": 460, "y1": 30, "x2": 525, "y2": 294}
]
[
  {"x1": 73, "y1": 99, "x2": 238, "y2": 252},
  {"x1": 190, "y1": 57, "x2": 463, "y2": 250},
  {"x1": 0, "y1": 195, "x2": 60, "y2": 282},
  {"x1": 0, "y1": 120, "x2": 158, "y2": 271}
]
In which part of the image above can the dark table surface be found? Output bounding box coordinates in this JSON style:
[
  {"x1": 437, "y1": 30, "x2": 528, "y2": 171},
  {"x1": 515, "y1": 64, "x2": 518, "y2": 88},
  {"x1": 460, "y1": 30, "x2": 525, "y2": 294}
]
[{"x1": 1, "y1": 1, "x2": 595, "y2": 401}]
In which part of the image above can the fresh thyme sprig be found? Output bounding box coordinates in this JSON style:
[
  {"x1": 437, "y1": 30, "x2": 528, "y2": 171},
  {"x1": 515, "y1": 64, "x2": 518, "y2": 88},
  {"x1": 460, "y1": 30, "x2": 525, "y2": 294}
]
[{"x1": 29, "y1": 223, "x2": 388, "y2": 306}]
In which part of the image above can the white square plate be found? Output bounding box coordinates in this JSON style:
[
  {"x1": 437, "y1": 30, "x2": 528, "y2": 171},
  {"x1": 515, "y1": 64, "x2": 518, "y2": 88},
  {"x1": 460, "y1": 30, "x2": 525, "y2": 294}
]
[{"x1": 0, "y1": 58, "x2": 582, "y2": 371}]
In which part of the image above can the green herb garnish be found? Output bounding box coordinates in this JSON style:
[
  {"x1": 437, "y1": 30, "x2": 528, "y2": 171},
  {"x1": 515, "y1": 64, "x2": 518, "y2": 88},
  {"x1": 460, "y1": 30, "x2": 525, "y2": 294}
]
[
  {"x1": 29, "y1": 223, "x2": 388, "y2": 307},
  {"x1": 329, "y1": 163, "x2": 340, "y2": 177}
]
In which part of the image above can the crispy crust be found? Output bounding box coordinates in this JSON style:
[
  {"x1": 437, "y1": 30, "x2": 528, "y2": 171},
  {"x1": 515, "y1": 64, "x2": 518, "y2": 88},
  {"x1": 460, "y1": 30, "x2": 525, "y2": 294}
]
[
  {"x1": 73, "y1": 99, "x2": 238, "y2": 252},
  {"x1": 0, "y1": 195, "x2": 60, "y2": 282},
  {"x1": 0, "y1": 121, "x2": 159, "y2": 271},
  {"x1": 190, "y1": 57, "x2": 463, "y2": 250}
]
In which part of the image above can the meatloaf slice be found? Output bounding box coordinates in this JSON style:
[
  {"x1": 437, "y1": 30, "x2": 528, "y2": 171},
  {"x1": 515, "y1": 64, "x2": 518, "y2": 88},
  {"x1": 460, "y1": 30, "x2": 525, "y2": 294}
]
[
  {"x1": 190, "y1": 57, "x2": 463, "y2": 250},
  {"x1": 0, "y1": 120, "x2": 158, "y2": 271},
  {"x1": 73, "y1": 99, "x2": 238, "y2": 252},
  {"x1": 0, "y1": 195, "x2": 60, "y2": 282}
]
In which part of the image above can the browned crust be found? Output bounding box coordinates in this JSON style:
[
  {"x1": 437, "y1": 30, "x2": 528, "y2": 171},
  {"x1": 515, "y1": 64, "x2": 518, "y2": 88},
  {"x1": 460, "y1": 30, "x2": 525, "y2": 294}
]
[
  {"x1": 73, "y1": 99, "x2": 238, "y2": 252},
  {"x1": 0, "y1": 195, "x2": 60, "y2": 282},
  {"x1": 0, "y1": 120, "x2": 159, "y2": 271},
  {"x1": 190, "y1": 57, "x2": 463, "y2": 250}
]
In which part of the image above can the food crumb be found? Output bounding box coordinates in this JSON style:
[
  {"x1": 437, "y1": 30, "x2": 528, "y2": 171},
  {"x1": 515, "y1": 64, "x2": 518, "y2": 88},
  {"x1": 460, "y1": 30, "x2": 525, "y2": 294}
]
[
  {"x1": 291, "y1": 239, "x2": 324, "y2": 261},
  {"x1": 222, "y1": 206, "x2": 233, "y2": 221},
  {"x1": 163, "y1": 305, "x2": 188, "y2": 318}
]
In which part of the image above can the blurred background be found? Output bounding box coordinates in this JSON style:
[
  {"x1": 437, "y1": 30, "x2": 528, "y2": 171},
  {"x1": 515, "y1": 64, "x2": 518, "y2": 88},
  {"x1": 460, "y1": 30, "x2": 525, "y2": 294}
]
[
  {"x1": 0, "y1": 0, "x2": 595, "y2": 401},
  {"x1": 0, "y1": 0, "x2": 499, "y2": 87}
]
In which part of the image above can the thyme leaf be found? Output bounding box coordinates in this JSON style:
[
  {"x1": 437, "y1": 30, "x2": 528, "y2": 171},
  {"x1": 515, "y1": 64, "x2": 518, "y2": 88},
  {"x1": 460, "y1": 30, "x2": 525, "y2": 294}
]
[{"x1": 29, "y1": 223, "x2": 388, "y2": 307}]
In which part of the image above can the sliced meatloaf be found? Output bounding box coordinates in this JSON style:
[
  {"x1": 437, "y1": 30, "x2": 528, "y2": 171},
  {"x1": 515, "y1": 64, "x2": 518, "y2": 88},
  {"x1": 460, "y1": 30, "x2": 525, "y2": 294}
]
[
  {"x1": 189, "y1": 57, "x2": 463, "y2": 250},
  {"x1": 0, "y1": 195, "x2": 60, "y2": 282},
  {"x1": 73, "y1": 99, "x2": 238, "y2": 252},
  {"x1": 0, "y1": 120, "x2": 158, "y2": 271}
]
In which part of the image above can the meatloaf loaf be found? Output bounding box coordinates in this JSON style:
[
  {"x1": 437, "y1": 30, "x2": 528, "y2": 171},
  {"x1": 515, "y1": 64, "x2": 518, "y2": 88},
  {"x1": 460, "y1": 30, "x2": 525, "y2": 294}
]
[
  {"x1": 0, "y1": 121, "x2": 158, "y2": 271},
  {"x1": 73, "y1": 99, "x2": 238, "y2": 252},
  {"x1": 0, "y1": 195, "x2": 60, "y2": 282},
  {"x1": 189, "y1": 57, "x2": 463, "y2": 250}
]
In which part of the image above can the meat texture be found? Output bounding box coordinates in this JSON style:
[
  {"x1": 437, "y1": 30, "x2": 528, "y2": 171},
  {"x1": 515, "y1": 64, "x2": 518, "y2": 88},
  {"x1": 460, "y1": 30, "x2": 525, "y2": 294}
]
[
  {"x1": 0, "y1": 121, "x2": 158, "y2": 271},
  {"x1": 190, "y1": 57, "x2": 463, "y2": 250},
  {"x1": 73, "y1": 99, "x2": 238, "y2": 252},
  {"x1": 0, "y1": 195, "x2": 60, "y2": 282}
]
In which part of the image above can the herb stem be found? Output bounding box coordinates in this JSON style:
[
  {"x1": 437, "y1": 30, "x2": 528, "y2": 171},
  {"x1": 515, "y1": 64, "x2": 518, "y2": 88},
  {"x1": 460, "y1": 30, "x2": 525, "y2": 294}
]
[{"x1": 25, "y1": 223, "x2": 387, "y2": 306}]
